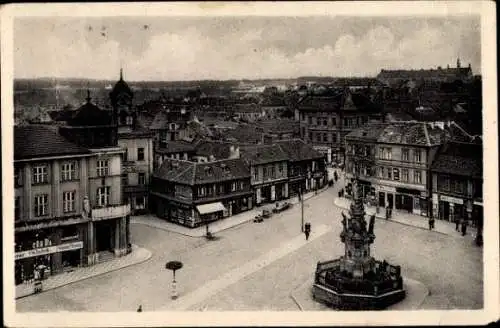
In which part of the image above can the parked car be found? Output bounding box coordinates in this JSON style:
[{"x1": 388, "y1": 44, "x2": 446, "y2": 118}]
[
  {"x1": 262, "y1": 209, "x2": 272, "y2": 218},
  {"x1": 272, "y1": 201, "x2": 292, "y2": 213}
]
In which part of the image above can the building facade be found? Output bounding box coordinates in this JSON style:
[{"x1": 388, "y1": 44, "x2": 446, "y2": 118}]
[
  {"x1": 150, "y1": 158, "x2": 253, "y2": 228},
  {"x1": 431, "y1": 141, "x2": 483, "y2": 225},
  {"x1": 345, "y1": 121, "x2": 474, "y2": 218},
  {"x1": 14, "y1": 125, "x2": 130, "y2": 285},
  {"x1": 298, "y1": 89, "x2": 381, "y2": 164},
  {"x1": 240, "y1": 145, "x2": 289, "y2": 205}
]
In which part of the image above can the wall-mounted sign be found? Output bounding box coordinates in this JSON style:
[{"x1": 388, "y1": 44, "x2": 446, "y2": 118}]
[
  {"x1": 378, "y1": 185, "x2": 396, "y2": 193},
  {"x1": 473, "y1": 200, "x2": 483, "y2": 206},
  {"x1": 440, "y1": 195, "x2": 464, "y2": 205},
  {"x1": 15, "y1": 241, "x2": 83, "y2": 260}
]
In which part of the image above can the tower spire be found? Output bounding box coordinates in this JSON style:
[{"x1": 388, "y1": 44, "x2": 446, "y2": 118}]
[
  {"x1": 120, "y1": 67, "x2": 123, "y2": 80},
  {"x1": 86, "y1": 88, "x2": 91, "y2": 103}
]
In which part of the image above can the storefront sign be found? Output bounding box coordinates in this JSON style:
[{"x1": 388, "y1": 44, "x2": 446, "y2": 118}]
[
  {"x1": 15, "y1": 241, "x2": 83, "y2": 260},
  {"x1": 379, "y1": 185, "x2": 396, "y2": 193},
  {"x1": 473, "y1": 200, "x2": 483, "y2": 206},
  {"x1": 440, "y1": 195, "x2": 464, "y2": 205}
]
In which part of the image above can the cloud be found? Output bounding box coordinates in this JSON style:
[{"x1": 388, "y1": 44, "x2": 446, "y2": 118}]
[{"x1": 14, "y1": 17, "x2": 480, "y2": 80}]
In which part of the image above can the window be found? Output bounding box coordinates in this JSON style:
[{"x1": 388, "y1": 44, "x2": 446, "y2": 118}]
[
  {"x1": 97, "y1": 160, "x2": 109, "y2": 177},
  {"x1": 402, "y1": 149, "x2": 409, "y2": 161},
  {"x1": 121, "y1": 174, "x2": 128, "y2": 186},
  {"x1": 61, "y1": 162, "x2": 77, "y2": 181},
  {"x1": 126, "y1": 116, "x2": 133, "y2": 125},
  {"x1": 323, "y1": 118, "x2": 328, "y2": 126},
  {"x1": 401, "y1": 169, "x2": 409, "y2": 182},
  {"x1": 136, "y1": 196, "x2": 145, "y2": 210},
  {"x1": 414, "y1": 150, "x2": 422, "y2": 163},
  {"x1": 34, "y1": 194, "x2": 48, "y2": 217},
  {"x1": 33, "y1": 165, "x2": 48, "y2": 184},
  {"x1": 332, "y1": 118, "x2": 336, "y2": 126},
  {"x1": 15, "y1": 167, "x2": 22, "y2": 187},
  {"x1": 137, "y1": 148, "x2": 145, "y2": 161},
  {"x1": 263, "y1": 167, "x2": 268, "y2": 179},
  {"x1": 253, "y1": 168, "x2": 258, "y2": 181},
  {"x1": 332, "y1": 133, "x2": 337, "y2": 143},
  {"x1": 393, "y1": 168, "x2": 400, "y2": 181},
  {"x1": 387, "y1": 167, "x2": 392, "y2": 180},
  {"x1": 316, "y1": 133, "x2": 321, "y2": 142},
  {"x1": 239, "y1": 181, "x2": 244, "y2": 190},
  {"x1": 414, "y1": 171, "x2": 422, "y2": 184},
  {"x1": 453, "y1": 180, "x2": 464, "y2": 194},
  {"x1": 322, "y1": 133, "x2": 328, "y2": 142},
  {"x1": 97, "y1": 186, "x2": 110, "y2": 207},
  {"x1": 63, "y1": 191, "x2": 76, "y2": 213},
  {"x1": 378, "y1": 148, "x2": 384, "y2": 159},
  {"x1": 378, "y1": 167, "x2": 384, "y2": 178},
  {"x1": 308, "y1": 116, "x2": 312, "y2": 124},
  {"x1": 231, "y1": 182, "x2": 237, "y2": 192},
  {"x1": 15, "y1": 197, "x2": 20, "y2": 221},
  {"x1": 123, "y1": 148, "x2": 129, "y2": 162},
  {"x1": 442, "y1": 177, "x2": 450, "y2": 191},
  {"x1": 138, "y1": 173, "x2": 146, "y2": 185},
  {"x1": 271, "y1": 166, "x2": 276, "y2": 178}
]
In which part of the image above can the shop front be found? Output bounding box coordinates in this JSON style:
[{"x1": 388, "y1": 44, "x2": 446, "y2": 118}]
[
  {"x1": 438, "y1": 194, "x2": 465, "y2": 222},
  {"x1": 15, "y1": 228, "x2": 84, "y2": 285},
  {"x1": 195, "y1": 202, "x2": 227, "y2": 227}
]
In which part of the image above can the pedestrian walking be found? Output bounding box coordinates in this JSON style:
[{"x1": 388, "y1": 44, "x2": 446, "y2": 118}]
[
  {"x1": 304, "y1": 222, "x2": 311, "y2": 241},
  {"x1": 334, "y1": 171, "x2": 338, "y2": 182},
  {"x1": 385, "y1": 206, "x2": 390, "y2": 220},
  {"x1": 428, "y1": 217, "x2": 435, "y2": 230},
  {"x1": 461, "y1": 219, "x2": 468, "y2": 236},
  {"x1": 455, "y1": 218, "x2": 460, "y2": 231}
]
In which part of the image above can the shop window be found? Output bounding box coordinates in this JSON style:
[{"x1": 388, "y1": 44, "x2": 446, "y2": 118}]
[
  {"x1": 33, "y1": 165, "x2": 48, "y2": 184},
  {"x1": 137, "y1": 148, "x2": 145, "y2": 161},
  {"x1": 97, "y1": 186, "x2": 110, "y2": 207},
  {"x1": 96, "y1": 160, "x2": 109, "y2": 177},
  {"x1": 61, "y1": 162, "x2": 77, "y2": 181},
  {"x1": 136, "y1": 196, "x2": 146, "y2": 210},
  {"x1": 138, "y1": 173, "x2": 146, "y2": 185},
  {"x1": 34, "y1": 194, "x2": 48, "y2": 217},
  {"x1": 63, "y1": 191, "x2": 76, "y2": 213}
]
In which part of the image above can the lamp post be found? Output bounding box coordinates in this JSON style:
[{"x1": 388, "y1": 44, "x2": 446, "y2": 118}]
[
  {"x1": 300, "y1": 187, "x2": 304, "y2": 232},
  {"x1": 165, "y1": 261, "x2": 183, "y2": 300}
]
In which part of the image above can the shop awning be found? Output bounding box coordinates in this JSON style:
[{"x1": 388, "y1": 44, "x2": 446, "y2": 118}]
[{"x1": 196, "y1": 202, "x2": 227, "y2": 215}]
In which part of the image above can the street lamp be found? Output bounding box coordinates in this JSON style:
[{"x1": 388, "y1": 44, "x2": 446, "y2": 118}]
[
  {"x1": 165, "y1": 261, "x2": 183, "y2": 300},
  {"x1": 299, "y1": 187, "x2": 304, "y2": 232}
]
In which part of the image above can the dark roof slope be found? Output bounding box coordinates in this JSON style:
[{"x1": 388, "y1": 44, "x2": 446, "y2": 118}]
[
  {"x1": 431, "y1": 141, "x2": 482, "y2": 178},
  {"x1": 156, "y1": 140, "x2": 197, "y2": 154},
  {"x1": 69, "y1": 101, "x2": 113, "y2": 126},
  {"x1": 240, "y1": 144, "x2": 288, "y2": 165},
  {"x1": 194, "y1": 141, "x2": 232, "y2": 159},
  {"x1": 14, "y1": 125, "x2": 91, "y2": 160},
  {"x1": 154, "y1": 158, "x2": 250, "y2": 185},
  {"x1": 276, "y1": 139, "x2": 323, "y2": 162},
  {"x1": 345, "y1": 123, "x2": 388, "y2": 142}
]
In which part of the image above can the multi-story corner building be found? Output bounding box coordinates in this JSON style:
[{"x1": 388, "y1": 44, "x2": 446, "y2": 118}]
[
  {"x1": 150, "y1": 158, "x2": 253, "y2": 228},
  {"x1": 430, "y1": 141, "x2": 483, "y2": 225},
  {"x1": 275, "y1": 139, "x2": 327, "y2": 197},
  {"x1": 14, "y1": 124, "x2": 130, "y2": 285},
  {"x1": 240, "y1": 144, "x2": 289, "y2": 205},
  {"x1": 345, "y1": 121, "x2": 473, "y2": 218},
  {"x1": 298, "y1": 88, "x2": 382, "y2": 164},
  {"x1": 109, "y1": 70, "x2": 155, "y2": 214}
]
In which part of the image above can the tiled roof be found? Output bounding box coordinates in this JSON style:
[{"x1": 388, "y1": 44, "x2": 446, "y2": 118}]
[
  {"x1": 240, "y1": 144, "x2": 288, "y2": 165},
  {"x1": 222, "y1": 125, "x2": 264, "y2": 144},
  {"x1": 431, "y1": 142, "x2": 482, "y2": 178},
  {"x1": 14, "y1": 125, "x2": 91, "y2": 160},
  {"x1": 69, "y1": 101, "x2": 113, "y2": 126},
  {"x1": 154, "y1": 158, "x2": 250, "y2": 185},
  {"x1": 156, "y1": 140, "x2": 197, "y2": 154},
  {"x1": 298, "y1": 90, "x2": 380, "y2": 114},
  {"x1": 253, "y1": 119, "x2": 299, "y2": 134},
  {"x1": 345, "y1": 123, "x2": 388, "y2": 142},
  {"x1": 194, "y1": 141, "x2": 232, "y2": 159},
  {"x1": 275, "y1": 139, "x2": 323, "y2": 162}
]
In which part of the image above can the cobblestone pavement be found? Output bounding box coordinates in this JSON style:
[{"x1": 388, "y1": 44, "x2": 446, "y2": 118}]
[{"x1": 16, "y1": 178, "x2": 483, "y2": 312}]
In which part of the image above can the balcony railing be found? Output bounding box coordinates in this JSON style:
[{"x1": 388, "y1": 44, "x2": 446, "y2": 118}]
[{"x1": 92, "y1": 204, "x2": 131, "y2": 221}]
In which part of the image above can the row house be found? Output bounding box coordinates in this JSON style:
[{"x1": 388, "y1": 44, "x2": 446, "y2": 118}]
[
  {"x1": 150, "y1": 158, "x2": 253, "y2": 228},
  {"x1": 14, "y1": 123, "x2": 130, "y2": 285},
  {"x1": 298, "y1": 88, "x2": 382, "y2": 164},
  {"x1": 430, "y1": 141, "x2": 482, "y2": 225},
  {"x1": 345, "y1": 121, "x2": 474, "y2": 217},
  {"x1": 240, "y1": 145, "x2": 289, "y2": 205},
  {"x1": 275, "y1": 139, "x2": 327, "y2": 197}
]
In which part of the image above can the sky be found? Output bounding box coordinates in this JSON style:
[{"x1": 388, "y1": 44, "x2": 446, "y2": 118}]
[{"x1": 14, "y1": 16, "x2": 481, "y2": 81}]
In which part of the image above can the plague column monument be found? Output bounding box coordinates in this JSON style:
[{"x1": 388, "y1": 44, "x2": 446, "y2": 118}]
[{"x1": 312, "y1": 179, "x2": 406, "y2": 310}]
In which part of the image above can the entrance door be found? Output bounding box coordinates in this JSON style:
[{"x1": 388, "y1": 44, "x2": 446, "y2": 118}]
[
  {"x1": 95, "y1": 221, "x2": 113, "y2": 252},
  {"x1": 378, "y1": 192, "x2": 385, "y2": 207},
  {"x1": 439, "y1": 201, "x2": 450, "y2": 221},
  {"x1": 387, "y1": 194, "x2": 394, "y2": 208},
  {"x1": 395, "y1": 194, "x2": 403, "y2": 210}
]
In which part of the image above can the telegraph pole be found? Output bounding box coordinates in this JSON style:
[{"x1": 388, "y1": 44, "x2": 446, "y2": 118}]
[{"x1": 300, "y1": 187, "x2": 304, "y2": 232}]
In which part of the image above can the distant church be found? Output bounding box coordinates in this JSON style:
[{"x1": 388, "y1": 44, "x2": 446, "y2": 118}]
[{"x1": 377, "y1": 58, "x2": 474, "y2": 86}]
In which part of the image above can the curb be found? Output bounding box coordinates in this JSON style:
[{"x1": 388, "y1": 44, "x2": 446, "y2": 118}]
[{"x1": 15, "y1": 246, "x2": 153, "y2": 300}]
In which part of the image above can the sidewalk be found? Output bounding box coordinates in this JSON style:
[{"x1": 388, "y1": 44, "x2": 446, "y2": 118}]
[
  {"x1": 132, "y1": 186, "x2": 331, "y2": 237},
  {"x1": 334, "y1": 197, "x2": 477, "y2": 238},
  {"x1": 15, "y1": 245, "x2": 152, "y2": 299}
]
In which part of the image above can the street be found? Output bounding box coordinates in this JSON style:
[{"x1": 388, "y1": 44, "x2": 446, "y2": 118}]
[{"x1": 16, "y1": 183, "x2": 483, "y2": 312}]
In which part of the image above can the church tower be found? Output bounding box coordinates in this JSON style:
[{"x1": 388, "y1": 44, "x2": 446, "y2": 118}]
[{"x1": 110, "y1": 68, "x2": 135, "y2": 130}]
